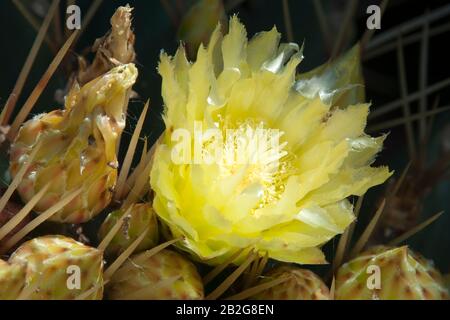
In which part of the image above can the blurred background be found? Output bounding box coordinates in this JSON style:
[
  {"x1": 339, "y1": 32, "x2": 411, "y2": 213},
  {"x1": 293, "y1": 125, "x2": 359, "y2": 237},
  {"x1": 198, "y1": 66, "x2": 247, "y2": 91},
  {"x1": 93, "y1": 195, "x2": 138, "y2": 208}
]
[{"x1": 0, "y1": 0, "x2": 449, "y2": 272}]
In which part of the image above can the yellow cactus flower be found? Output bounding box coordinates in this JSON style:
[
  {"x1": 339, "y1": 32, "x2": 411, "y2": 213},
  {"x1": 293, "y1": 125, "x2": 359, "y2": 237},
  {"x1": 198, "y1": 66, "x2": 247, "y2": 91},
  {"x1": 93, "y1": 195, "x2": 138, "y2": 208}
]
[{"x1": 150, "y1": 16, "x2": 392, "y2": 265}]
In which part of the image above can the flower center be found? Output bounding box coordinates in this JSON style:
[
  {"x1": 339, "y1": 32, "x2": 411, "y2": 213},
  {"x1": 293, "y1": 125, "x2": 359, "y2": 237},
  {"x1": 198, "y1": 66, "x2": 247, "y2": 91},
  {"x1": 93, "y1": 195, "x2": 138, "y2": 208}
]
[{"x1": 215, "y1": 120, "x2": 290, "y2": 207}]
